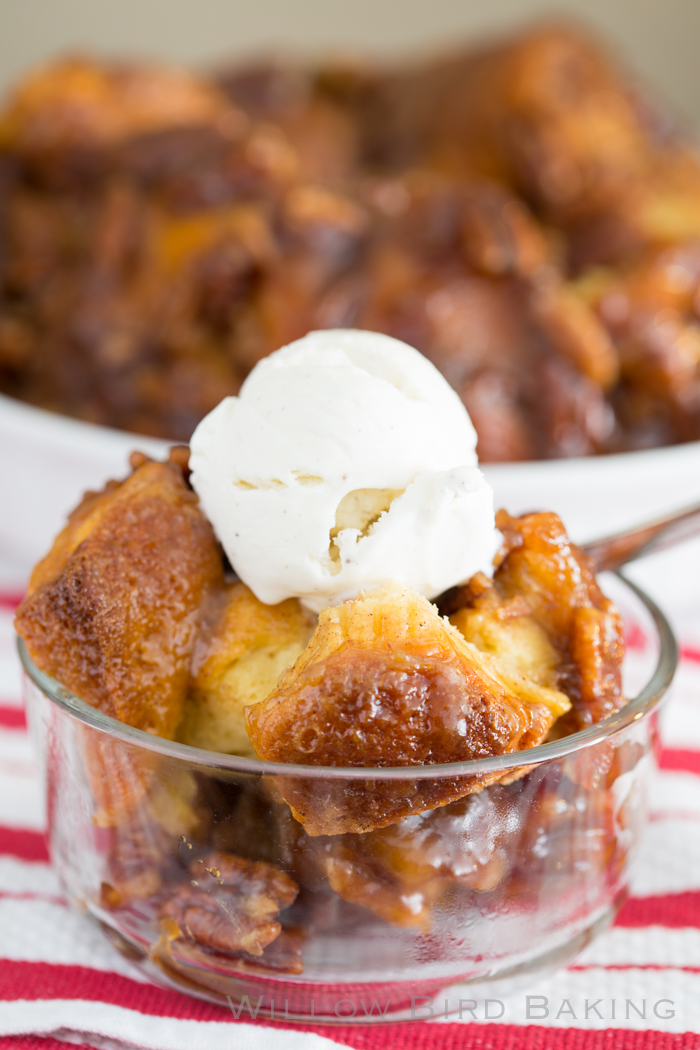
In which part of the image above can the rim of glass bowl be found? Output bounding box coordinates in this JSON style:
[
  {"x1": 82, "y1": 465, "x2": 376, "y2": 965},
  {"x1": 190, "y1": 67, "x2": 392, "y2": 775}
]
[{"x1": 17, "y1": 571, "x2": 677, "y2": 781}]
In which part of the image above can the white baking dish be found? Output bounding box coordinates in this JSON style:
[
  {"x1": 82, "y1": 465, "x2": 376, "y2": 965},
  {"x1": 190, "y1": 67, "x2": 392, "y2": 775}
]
[
  {"x1": 0, "y1": 393, "x2": 168, "y2": 573},
  {"x1": 3, "y1": 389, "x2": 699, "y2": 616}
]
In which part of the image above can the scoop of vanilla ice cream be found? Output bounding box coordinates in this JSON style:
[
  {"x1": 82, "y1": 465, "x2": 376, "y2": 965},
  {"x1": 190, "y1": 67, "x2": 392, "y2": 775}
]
[{"x1": 190, "y1": 329, "x2": 497, "y2": 612}]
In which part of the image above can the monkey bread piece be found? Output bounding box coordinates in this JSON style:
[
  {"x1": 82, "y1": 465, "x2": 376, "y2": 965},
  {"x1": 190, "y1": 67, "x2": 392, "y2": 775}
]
[
  {"x1": 448, "y1": 571, "x2": 562, "y2": 694},
  {"x1": 426, "y1": 24, "x2": 659, "y2": 224},
  {"x1": 566, "y1": 153, "x2": 700, "y2": 275},
  {"x1": 179, "y1": 582, "x2": 315, "y2": 757},
  {"x1": 158, "y1": 850, "x2": 298, "y2": 957},
  {"x1": 574, "y1": 243, "x2": 700, "y2": 449},
  {"x1": 491, "y1": 510, "x2": 625, "y2": 731},
  {"x1": 349, "y1": 171, "x2": 618, "y2": 463},
  {"x1": 317, "y1": 789, "x2": 518, "y2": 929},
  {"x1": 245, "y1": 585, "x2": 570, "y2": 835},
  {"x1": 0, "y1": 57, "x2": 243, "y2": 161},
  {"x1": 15, "y1": 454, "x2": 223, "y2": 739}
]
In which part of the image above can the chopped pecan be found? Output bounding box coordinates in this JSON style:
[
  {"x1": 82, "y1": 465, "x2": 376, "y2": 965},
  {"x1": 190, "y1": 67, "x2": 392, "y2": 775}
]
[
  {"x1": 155, "y1": 916, "x2": 304, "y2": 979},
  {"x1": 101, "y1": 815, "x2": 166, "y2": 907},
  {"x1": 165, "y1": 923, "x2": 304, "y2": 976},
  {"x1": 159, "y1": 851, "x2": 298, "y2": 956}
]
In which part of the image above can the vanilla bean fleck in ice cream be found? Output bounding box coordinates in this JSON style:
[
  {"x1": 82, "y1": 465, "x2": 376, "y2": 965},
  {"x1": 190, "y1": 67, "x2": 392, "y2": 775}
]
[{"x1": 189, "y1": 329, "x2": 497, "y2": 612}]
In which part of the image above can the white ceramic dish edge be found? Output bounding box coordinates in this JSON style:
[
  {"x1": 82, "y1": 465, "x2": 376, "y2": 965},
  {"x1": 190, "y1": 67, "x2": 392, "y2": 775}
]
[
  {"x1": 0, "y1": 392, "x2": 169, "y2": 571},
  {"x1": 2, "y1": 390, "x2": 700, "y2": 611}
]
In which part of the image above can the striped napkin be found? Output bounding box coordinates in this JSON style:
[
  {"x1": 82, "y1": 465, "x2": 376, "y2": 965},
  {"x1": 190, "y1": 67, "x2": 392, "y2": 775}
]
[{"x1": 3, "y1": 557, "x2": 700, "y2": 1050}]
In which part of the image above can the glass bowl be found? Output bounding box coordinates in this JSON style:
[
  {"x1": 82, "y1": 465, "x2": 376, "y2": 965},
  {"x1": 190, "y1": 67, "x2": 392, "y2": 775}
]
[{"x1": 19, "y1": 572, "x2": 677, "y2": 1024}]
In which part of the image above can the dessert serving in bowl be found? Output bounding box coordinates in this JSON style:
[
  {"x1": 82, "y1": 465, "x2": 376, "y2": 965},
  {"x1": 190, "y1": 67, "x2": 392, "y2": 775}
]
[{"x1": 15, "y1": 330, "x2": 677, "y2": 1022}]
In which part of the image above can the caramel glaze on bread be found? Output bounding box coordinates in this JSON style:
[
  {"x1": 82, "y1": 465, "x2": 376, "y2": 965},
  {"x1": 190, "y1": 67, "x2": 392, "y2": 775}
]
[{"x1": 16, "y1": 450, "x2": 223, "y2": 738}]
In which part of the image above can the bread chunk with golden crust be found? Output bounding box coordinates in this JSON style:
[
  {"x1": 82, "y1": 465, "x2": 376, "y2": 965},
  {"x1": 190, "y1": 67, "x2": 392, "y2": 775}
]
[
  {"x1": 493, "y1": 510, "x2": 625, "y2": 731},
  {"x1": 245, "y1": 585, "x2": 570, "y2": 834},
  {"x1": 179, "y1": 582, "x2": 315, "y2": 757},
  {"x1": 15, "y1": 455, "x2": 223, "y2": 738},
  {"x1": 445, "y1": 512, "x2": 625, "y2": 734},
  {"x1": 447, "y1": 571, "x2": 562, "y2": 694}
]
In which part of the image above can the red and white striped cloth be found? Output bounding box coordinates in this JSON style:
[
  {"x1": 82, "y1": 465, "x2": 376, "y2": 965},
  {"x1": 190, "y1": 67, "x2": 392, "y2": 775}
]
[{"x1": 3, "y1": 562, "x2": 700, "y2": 1050}]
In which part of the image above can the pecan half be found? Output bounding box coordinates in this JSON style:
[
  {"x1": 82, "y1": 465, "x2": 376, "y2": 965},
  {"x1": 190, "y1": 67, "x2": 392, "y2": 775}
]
[{"x1": 159, "y1": 851, "x2": 298, "y2": 956}]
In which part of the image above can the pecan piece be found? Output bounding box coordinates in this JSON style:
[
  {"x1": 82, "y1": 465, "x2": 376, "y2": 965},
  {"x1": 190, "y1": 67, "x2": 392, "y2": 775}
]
[
  {"x1": 159, "y1": 851, "x2": 298, "y2": 956},
  {"x1": 101, "y1": 815, "x2": 167, "y2": 907},
  {"x1": 161, "y1": 923, "x2": 305, "y2": 977}
]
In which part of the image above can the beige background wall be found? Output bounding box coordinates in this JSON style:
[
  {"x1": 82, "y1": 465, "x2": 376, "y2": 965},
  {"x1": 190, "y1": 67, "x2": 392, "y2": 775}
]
[{"x1": 0, "y1": 0, "x2": 697, "y2": 125}]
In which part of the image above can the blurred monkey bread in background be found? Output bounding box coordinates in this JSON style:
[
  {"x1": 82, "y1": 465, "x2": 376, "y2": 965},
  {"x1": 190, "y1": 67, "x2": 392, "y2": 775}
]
[{"x1": 1, "y1": 22, "x2": 700, "y2": 461}]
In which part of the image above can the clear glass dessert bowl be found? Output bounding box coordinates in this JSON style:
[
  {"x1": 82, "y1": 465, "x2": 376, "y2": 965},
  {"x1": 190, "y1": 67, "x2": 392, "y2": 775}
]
[{"x1": 19, "y1": 572, "x2": 676, "y2": 1024}]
